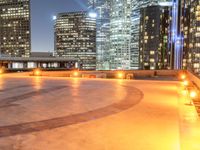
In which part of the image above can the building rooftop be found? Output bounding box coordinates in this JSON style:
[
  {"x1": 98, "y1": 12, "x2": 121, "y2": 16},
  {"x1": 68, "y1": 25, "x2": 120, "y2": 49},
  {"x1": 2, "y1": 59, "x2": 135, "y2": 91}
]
[{"x1": 0, "y1": 72, "x2": 199, "y2": 149}]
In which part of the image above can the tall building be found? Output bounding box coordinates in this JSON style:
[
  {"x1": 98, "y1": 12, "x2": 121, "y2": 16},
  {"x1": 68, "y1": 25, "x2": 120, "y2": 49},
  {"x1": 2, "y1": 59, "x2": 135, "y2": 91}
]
[
  {"x1": 182, "y1": 0, "x2": 191, "y2": 69},
  {"x1": 186, "y1": 0, "x2": 200, "y2": 75},
  {"x1": 87, "y1": 0, "x2": 173, "y2": 70},
  {"x1": 131, "y1": 0, "x2": 172, "y2": 70},
  {"x1": 169, "y1": 0, "x2": 192, "y2": 70},
  {"x1": 88, "y1": 0, "x2": 110, "y2": 70},
  {"x1": 54, "y1": 11, "x2": 96, "y2": 70},
  {"x1": 0, "y1": 0, "x2": 31, "y2": 57},
  {"x1": 109, "y1": 0, "x2": 132, "y2": 70},
  {"x1": 139, "y1": 5, "x2": 171, "y2": 70},
  {"x1": 131, "y1": 0, "x2": 159, "y2": 69}
]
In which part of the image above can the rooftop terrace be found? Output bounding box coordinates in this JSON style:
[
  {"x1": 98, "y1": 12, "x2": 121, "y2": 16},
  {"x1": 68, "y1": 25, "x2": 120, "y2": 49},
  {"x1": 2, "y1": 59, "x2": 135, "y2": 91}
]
[{"x1": 0, "y1": 71, "x2": 199, "y2": 150}]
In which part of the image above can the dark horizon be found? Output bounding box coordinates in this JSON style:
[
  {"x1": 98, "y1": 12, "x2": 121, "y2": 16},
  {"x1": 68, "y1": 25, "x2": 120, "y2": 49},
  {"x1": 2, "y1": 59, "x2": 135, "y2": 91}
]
[{"x1": 31, "y1": 0, "x2": 88, "y2": 53}]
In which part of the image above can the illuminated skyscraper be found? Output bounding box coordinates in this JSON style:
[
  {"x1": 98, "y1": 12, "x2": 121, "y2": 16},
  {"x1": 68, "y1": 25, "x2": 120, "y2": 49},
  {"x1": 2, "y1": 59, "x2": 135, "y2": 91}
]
[
  {"x1": 0, "y1": 0, "x2": 31, "y2": 57},
  {"x1": 186, "y1": 0, "x2": 200, "y2": 75},
  {"x1": 54, "y1": 11, "x2": 96, "y2": 70},
  {"x1": 88, "y1": 0, "x2": 173, "y2": 70},
  {"x1": 109, "y1": 0, "x2": 132, "y2": 70},
  {"x1": 182, "y1": 0, "x2": 190, "y2": 69},
  {"x1": 131, "y1": 0, "x2": 159, "y2": 69},
  {"x1": 131, "y1": 0, "x2": 172, "y2": 69},
  {"x1": 88, "y1": 0, "x2": 110, "y2": 70},
  {"x1": 139, "y1": 5, "x2": 171, "y2": 70},
  {"x1": 170, "y1": 0, "x2": 192, "y2": 70}
]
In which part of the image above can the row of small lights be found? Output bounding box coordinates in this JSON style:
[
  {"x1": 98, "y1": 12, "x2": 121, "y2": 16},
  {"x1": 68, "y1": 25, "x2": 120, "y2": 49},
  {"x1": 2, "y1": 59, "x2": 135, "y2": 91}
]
[
  {"x1": 180, "y1": 73, "x2": 198, "y2": 100},
  {"x1": 2, "y1": 67, "x2": 199, "y2": 100},
  {"x1": 32, "y1": 69, "x2": 125, "y2": 79},
  {"x1": 2, "y1": 68, "x2": 198, "y2": 100},
  {"x1": 1, "y1": 68, "x2": 198, "y2": 90}
]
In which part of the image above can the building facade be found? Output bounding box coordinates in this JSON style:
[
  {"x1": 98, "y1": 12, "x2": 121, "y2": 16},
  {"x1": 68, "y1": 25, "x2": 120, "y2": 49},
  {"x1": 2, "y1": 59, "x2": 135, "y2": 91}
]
[
  {"x1": 139, "y1": 5, "x2": 171, "y2": 70},
  {"x1": 55, "y1": 11, "x2": 96, "y2": 70},
  {"x1": 88, "y1": 0, "x2": 110, "y2": 70},
  {"x1": 0, "y1": 0, "x2": 31, "y2": 57},
  {"x1": 186, "y1": 0, "x2": 200, "y2": 75},
  {"x1": 182, "y1": 0, "x2": 191, "y2": 69},
  {"x1": 131, "y1": 0, "x2": 159, "y2": 70},
  {"x1": 131, "y1": 0, "x2": 173, "y2": 70},
  {"x1": 0, "y1": 56, "x2": 78, "y2": 70},
  {"x1": 109, "y1": 0, "x2": 132, "y2": 70}
]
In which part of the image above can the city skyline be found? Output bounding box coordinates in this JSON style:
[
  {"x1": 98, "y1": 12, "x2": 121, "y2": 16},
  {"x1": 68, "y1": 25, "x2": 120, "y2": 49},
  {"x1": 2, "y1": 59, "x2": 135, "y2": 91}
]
[{"x1": 31, "y1": 0, "x2": 87, "y2": 52}]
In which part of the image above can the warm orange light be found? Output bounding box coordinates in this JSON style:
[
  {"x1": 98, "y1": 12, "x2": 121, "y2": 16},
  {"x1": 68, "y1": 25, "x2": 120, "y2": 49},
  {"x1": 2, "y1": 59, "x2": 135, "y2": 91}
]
[
  {"x1": 0, "y1": 69, "x2": 3, "y2": 74},
  {"x1": 73, "y1": 71, "x2": 79, "y2": 77},
  {"x1": 190, "y1": 91, "x2": 197, "y2": 99},
  {"x1": 117, "y1": 72, "x2": 124, "y2": 79},
  {"x1": 180, "y1": 74, "x2": 186, "y2": 80},
  {"x1": 182, "y1": 80, "x2": 189, "y2": 86},
  {"x1": 33, "y1": 69, "x2": 41, "y2": 76}
]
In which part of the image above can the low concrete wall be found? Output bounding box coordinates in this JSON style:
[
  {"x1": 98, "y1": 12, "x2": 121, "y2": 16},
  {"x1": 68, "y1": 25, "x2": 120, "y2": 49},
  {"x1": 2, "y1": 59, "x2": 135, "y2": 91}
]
[
  {"x1": 132, "y1": 70, "x2": 155, "y2": 77},
  {"x1": 156, "y1": 70, "x2": 179, "y2": 76},
  {"x1": 187, "y1": 71, "x2": 200, "y2": 89},
  {"x1": 2, "y1": 70, "x2": 181, "y2": 79}
]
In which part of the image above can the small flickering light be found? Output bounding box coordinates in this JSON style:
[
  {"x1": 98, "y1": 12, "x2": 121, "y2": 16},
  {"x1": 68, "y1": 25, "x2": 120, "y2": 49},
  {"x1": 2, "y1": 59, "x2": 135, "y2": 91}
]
[
  {"x1": 180, "y1": 74, "x2": 186, "y2": 80},
  {"x1": 117, "y1": 72, "x2": 124, "y2": 79},
  {"x1": 33, "y1": 69, "x2": 42, "y2": 76},
  {"x1": 182, "y1": 80, "x2": 189, "y2": 86},
  {"x1": 73, "y1": 71, "x2": 79, "y2": 77},
  {"x1": 190, "y1": 90, "x2": 197, "y2": 99}
]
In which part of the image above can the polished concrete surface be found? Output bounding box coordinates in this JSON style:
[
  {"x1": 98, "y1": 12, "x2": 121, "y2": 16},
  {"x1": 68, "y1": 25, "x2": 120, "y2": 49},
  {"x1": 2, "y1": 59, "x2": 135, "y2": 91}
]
[{"x1": 0, "y1": 75, "x2": 199, "y2": 150}]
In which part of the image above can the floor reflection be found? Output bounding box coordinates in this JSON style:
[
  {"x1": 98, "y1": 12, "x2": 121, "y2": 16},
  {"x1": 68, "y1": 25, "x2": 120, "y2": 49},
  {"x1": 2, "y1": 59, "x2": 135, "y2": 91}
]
[{"x1": 33, "y1": 76, "x2": 42, "y2": 90}]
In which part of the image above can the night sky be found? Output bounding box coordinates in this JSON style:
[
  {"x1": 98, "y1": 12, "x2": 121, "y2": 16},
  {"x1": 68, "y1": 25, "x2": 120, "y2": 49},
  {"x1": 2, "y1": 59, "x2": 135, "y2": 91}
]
[{"x1": 31, "y1": 0, "x2": 88, "y2": 52}]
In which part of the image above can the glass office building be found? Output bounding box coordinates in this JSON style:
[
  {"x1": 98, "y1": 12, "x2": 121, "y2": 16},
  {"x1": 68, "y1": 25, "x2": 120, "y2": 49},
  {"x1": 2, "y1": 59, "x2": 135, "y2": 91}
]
[
  {"x1": 88, "y1": 0, "x2": 110, "y2": 70},
  {"x1": 54, "y1": 11, "x2": 96, "y2": 70},
  {"x1": 109, "y1": 0, "x2": 132, "y2": 70},
  {"x1": 0, "y1": 0, "x2": 31, "y2": 57},
  {"x1": 186, "y1": 0, "x2": 200, "y2": 75},
  {"x1": 131, "y1": 0, "x2": 161, "y2": 69},
  {"x1": 139, "y1": 5, "x2": 171, "y2": 70},
  {"x1": 87, "y1": 0, "x2": 172, "y2": 70}
]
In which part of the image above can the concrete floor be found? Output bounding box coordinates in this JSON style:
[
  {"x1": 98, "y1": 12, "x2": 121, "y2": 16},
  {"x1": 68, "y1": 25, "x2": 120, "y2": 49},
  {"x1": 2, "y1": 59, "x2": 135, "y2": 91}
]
[{"x1": 0, "y1": 75, "x2": 199, "y2": 150}]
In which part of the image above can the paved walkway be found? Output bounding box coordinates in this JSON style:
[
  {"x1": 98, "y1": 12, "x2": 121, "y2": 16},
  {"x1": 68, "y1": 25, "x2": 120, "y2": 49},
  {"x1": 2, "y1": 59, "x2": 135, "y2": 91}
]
[{"x1": 0, "y1": 75, "x2": 199, "y2": 150}]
